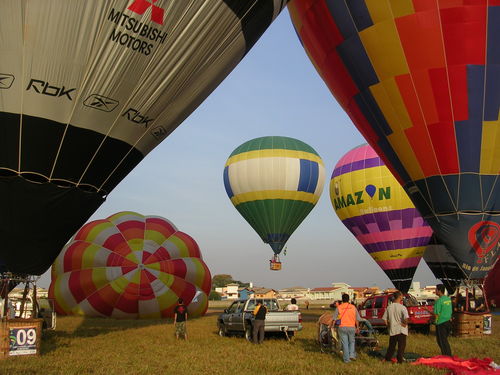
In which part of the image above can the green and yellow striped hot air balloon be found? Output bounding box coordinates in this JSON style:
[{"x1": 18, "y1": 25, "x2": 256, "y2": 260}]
[{"x1": 223, "y1": 136, "x2": 325, "y2": 270}]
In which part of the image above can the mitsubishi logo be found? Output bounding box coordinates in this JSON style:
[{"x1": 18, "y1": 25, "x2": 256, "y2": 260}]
[{"x1": 127, "y1": 0, "x2": 165, "y2": 25}]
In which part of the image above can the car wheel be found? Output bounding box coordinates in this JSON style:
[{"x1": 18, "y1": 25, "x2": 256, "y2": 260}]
[
  {"x1": 245, "y1": 325, "x2": 253, "y2": 342},
  {"x1": 218, "y1": 323, "x2": 227, "y2": 337}
]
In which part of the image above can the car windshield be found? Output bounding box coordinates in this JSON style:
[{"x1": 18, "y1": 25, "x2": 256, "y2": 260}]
[{"x1": 403, "y1": 294, "x2": 419, "y2": 307}]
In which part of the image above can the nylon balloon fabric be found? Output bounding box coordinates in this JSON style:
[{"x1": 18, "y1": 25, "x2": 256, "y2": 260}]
[
  {"x1": 223, "y1": 136, "x2": 325, "y2": 255},
  {"x1": 423, "y1": 236, "x2": 466, "y2": 295},
  {"x1": 289, "y1": 0, "x2": 500, "y2": 280},
  {"x1": 0, "y1": 0, "x2": 288, "y2": 275},
  {"x1": 330, "y1": 144, "x2": 433, "y2": 293},
  {"x1": 49, "y1": 212, "x2": 211, "y2": 319}
]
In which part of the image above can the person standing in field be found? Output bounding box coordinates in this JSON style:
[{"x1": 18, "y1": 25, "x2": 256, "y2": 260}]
[
  {"x1": 382, "y1": 291, "x2": 409, "y2": 364},
  {"x1": 434, "y1": 284, "x2": 453, "y2": 356},
  {"x1": 330, "y1": 293, "x2": 361, "y2": 363},
  {"x1": 286, "y1": 298, "x2": 299, "y2": 311},
  {"x1": 174, "y1": 298, "x2": 188, "y2": 340},
  {"x1": 252, "y1": 300, "x2": 267, "y2": 344}
]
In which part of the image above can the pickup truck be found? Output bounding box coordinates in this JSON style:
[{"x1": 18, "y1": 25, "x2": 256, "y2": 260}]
[
  {"x1": 217, "y1": 298, "x2": 302, "y2": 340},
  {"x1": 358, "y1": 293, "x2": 433, "y2": 333}
]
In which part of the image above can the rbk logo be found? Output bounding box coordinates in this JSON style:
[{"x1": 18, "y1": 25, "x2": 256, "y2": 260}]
[
  {"x1": 127, "y1": 0, "x2": 165, "y2": 25},
  {"x1": 123, "y1": 108, "x2": 154, "y2": 128},
  {"x1": 27, "y1": 79, "x2": 76, "y2": 100}
]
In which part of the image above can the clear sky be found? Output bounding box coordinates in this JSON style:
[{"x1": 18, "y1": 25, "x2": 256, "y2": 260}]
[{"x1": 39, "y1": 9, "x2": 439, "y2": 290}]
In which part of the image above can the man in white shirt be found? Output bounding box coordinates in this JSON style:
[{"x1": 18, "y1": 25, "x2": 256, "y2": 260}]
[
  {"x1": 382, "y1": 291, "x2": 409, "y2": 364},
  {"x1": 285, "y1": 298, "x2": 299, "y2": 311}
]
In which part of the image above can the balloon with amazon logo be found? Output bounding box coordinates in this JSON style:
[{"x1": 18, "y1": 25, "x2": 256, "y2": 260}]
[
  {"x1": 289, "y1": 0, "x2": 500, "y2": 280},
  {"x1": 330, "y1": 144, "x2": 433, "y2": 293}
]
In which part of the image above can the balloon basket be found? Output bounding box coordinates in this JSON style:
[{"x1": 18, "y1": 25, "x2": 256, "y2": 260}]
[
  {"x1": 0, "y1": 318, "x2": 43, "y2": 359},
  {"x1": 452, "y1": 312, "x2": 488, "y2": 338},
  {"x1": 269, "y1": 255, "x2": 281, "y2": 271}
]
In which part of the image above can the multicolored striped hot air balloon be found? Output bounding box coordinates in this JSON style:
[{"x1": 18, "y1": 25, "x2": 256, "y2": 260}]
[
  {"x1": 289, "y1": 0, "x2": 500, "y2": 281},
  {"x1": 49, "y1": 212, "x2": 211, "y2": 319},
  {"x1": 223, "y1": 136, "x2": 325, "y2": 269},
  {"x1": 330, "y1": 144, "x2": 433, "y2": 293}
]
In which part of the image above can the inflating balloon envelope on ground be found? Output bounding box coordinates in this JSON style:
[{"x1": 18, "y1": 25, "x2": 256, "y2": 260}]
[
  {"x1": 224, "y1": 136, "x2": 325, "y2": 270},
  {"x1": 289, "y1": 0, "x2": 500, "y2": 282},
  {"x1": 49, "y1": 212, "x2": 211, "y2": 319},
  {"x1": 0, "y1": 0, "x2": 288, "y2": 275}
]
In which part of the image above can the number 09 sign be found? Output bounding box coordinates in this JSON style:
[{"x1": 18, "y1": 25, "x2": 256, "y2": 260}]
[{"x1": 9, "y1": 327, "x2": 38, "y2": 356}]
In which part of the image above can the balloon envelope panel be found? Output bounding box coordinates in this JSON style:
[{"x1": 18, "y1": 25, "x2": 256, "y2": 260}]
[
  {"x1": 330, "y1": 144, "x2": 433, "y2": 293},
  {"x1": 423, "y1": 236, "x2": 466, "y2": 295},
  {"x1": 224, "y1": 136, "x2": 325, "y2": 255},
  {"x1": 0, "y1": 0, "x2": 286, "y2": 275},
  {"x1": 49, "y1": 212, "x2": 212, "y2": 319},
  {"x1": 289, "y1": 0, "x2": 500, "y2": 279}
]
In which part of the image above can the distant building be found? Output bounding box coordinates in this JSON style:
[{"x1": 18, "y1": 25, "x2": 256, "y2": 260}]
[
  {"x1": 251, "y1": 287, "x2": 278, "y2": 299},
  {"x1": 350, "y1": 286, "x2": 380, "y2": 301},
  {"x1": 278, "y1": 287, "x2": 309, "y2": 299},
  {"x1": 215, "y1": 283, "x2": 240, "y2": 300},
  {"x1": 408, "y1": 282, "x2": 437, "y2": 301},
  {"x1": 306, "y1": 282, "x2": 354, "y2": 301}
]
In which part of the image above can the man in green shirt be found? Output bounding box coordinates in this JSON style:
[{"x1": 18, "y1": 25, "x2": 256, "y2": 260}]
[{"x1": 434, "y1": 284, "x2": 453, "y2": 356}]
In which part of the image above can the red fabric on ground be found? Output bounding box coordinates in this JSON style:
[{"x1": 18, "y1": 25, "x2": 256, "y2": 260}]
[{"x1": 412, "y1": 355, "x2": 498, "y2": 374}]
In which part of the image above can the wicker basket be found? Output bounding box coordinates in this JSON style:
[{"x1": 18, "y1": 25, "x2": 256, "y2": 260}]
[
  {"x1": 0, "y1": 318, "x2": 43, "y2": 359},
  {"x1": 452, "y1": 312, "x2": 485, "y2": 338}
]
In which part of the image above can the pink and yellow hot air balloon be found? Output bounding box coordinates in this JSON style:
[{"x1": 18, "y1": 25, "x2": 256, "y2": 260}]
[
  {"x1": 49, "y1": 212, "x2": 211, "y2": 319},
  {"x1": 330, "y1": 144, "x2": 433, "y2": 293}
]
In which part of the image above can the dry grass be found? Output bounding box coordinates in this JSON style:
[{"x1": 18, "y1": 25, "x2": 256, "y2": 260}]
[{"x1": 0, "y1": 309, "x2": 498, "y2": 375}]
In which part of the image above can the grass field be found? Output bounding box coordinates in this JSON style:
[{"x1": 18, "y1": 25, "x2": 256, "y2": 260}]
[{"x1": 0, "y1": 309, "x2": 498, "y2": 375}]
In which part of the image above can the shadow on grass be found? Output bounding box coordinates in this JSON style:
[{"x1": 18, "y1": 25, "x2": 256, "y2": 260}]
[{"x1": 295, "y1": 337, "x2": 324, "y2": 353}]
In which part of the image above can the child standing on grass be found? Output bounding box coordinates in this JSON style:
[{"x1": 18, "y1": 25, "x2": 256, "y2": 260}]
[{"x1": 174, "y1": 298, "x2": 188, "y2": 340}]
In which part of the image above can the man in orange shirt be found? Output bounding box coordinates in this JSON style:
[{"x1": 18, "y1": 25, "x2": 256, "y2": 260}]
[{"x1": 330, "y1": 293, "x2": 361, "y2": 363}]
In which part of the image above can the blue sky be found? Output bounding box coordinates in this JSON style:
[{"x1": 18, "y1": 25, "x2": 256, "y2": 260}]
[{"x1": 39, "y1": 9, "x2": 439, "y2": 290}]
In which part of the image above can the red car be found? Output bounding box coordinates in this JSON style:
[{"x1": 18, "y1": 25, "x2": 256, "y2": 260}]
[{"x1": 358, "y1": 293, "x2": 433, "y2": 333}]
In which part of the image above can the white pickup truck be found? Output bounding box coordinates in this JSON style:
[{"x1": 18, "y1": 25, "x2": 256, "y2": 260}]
[{"x1": 217, "y1": 298, "x2": 302, "y2": 340}]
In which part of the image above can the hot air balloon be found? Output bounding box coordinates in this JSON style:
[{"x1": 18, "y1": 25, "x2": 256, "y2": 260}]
[
  {"x1": 484, "y1": 260, "x2": 499, "y2": 308},
  {"x1": 424, "y1": 236, "x2": 466, "y2": 295},
  {"x1": 0, "y1": 0, "x2": 288, "y2": 276},
  {"x1": 223, "y1": 136, "x2": 325, "y2": 270},
  {"x1": 289, "y1": 0, "x2": 500, "y2": 281},
  {"x1": 49, "y1": 212, "x2": 211, "y2": 319},
  {"x1": 330, "y1": 144, "x2": 433, "y2": 293}
]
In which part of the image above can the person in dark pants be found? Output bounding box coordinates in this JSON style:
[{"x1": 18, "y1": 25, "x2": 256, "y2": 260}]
[
  {"x1": 252, "y1": 300, "x2": 267, "y2": 344},
  {"x1": 382, "y1": 291, "x2": 409, "y2": 364},
  {"x1": 434, "y1": 284, "x2": 453, "y2": 356}
]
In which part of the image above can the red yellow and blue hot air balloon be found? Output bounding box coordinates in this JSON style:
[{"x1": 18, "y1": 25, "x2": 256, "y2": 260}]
[
  {"x1": 289, "y1": 0, "x2": 500, "y2": 281},
  {"x1": 330, "y1": 144, "x2": 433, "y2": 293}
]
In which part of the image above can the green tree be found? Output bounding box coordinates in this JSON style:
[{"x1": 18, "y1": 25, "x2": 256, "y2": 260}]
[
  {"x1": 209, "y1": 291, "x2": 222, "y2": 301},
  {"x1": 211, "y1": 274, "x2": 250, "y2": 289}
]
